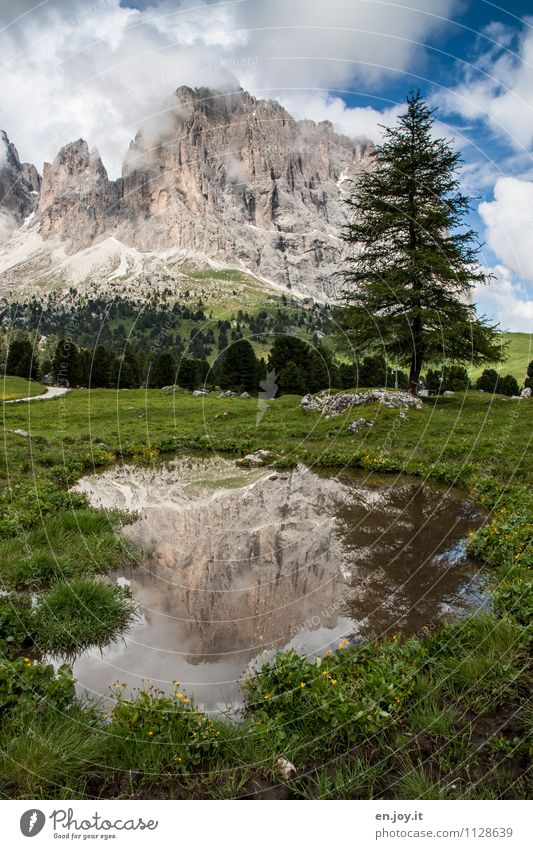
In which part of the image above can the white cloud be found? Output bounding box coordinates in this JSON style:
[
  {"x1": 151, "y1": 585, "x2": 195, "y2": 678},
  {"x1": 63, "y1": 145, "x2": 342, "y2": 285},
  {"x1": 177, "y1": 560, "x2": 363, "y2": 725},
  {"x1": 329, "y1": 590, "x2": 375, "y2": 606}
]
[
  {"x1": 0, "y1": 0, "x2": 458, "y2": 177},
  {"x1": 440, "y1": 17, "x2": 533, "y2": 151},
  {"x1": 474, "y1": 264, "x2": 533, "y2": 335},
  {"x1": 0, "y1": 134, "x2": 8, "y2": 168},
  {"x1": 479, "y1": 176, "x2": 533, "y2": 280},
  {"x1": 0, "y1": 207, "x2": 18, "y2": 243}
]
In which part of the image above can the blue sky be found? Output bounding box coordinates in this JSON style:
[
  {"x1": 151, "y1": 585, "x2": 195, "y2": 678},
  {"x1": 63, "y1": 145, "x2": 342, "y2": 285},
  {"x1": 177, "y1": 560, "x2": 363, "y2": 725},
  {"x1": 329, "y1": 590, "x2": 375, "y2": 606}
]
[{"x1": 0, "y1": 0, "x2": 532, "y2": 332}]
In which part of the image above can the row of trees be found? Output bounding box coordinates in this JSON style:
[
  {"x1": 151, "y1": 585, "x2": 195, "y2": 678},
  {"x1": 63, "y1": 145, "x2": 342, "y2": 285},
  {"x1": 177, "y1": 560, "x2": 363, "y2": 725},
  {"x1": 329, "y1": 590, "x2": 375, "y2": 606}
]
[{"x1": 3, "y1": 330, "x2": 529, "y2": 397}]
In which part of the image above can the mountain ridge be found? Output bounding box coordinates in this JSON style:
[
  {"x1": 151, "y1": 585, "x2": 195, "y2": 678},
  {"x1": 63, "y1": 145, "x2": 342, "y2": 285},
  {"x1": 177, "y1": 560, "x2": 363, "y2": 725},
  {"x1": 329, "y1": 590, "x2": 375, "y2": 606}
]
[{"x1": 0, "y1": 87, "x2": 372, "y2": 300}]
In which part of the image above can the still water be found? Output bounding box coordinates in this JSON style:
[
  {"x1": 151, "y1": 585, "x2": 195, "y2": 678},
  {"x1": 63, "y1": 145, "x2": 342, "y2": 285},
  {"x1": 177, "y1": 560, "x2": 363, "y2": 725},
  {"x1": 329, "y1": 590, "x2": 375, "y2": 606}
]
[{"x1": 68, "y1": 457, "x2": 487, "y2": 713}]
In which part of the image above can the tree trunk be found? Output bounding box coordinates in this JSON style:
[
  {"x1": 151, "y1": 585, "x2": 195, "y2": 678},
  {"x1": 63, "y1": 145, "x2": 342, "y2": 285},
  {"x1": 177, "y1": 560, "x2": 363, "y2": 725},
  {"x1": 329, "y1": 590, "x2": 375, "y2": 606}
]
[
  {"x1": 408, "y1": 367, "x2": 421, "y2": 396},
  {"x1": 408, "y1": 324, "x2": 423, "y2": 396}
]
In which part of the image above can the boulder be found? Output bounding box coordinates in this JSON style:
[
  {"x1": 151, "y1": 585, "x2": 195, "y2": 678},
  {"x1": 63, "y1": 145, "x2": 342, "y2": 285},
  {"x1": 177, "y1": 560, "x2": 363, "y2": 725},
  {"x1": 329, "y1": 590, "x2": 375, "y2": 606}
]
[
  {"x1": 521, "y1": 387, "x2": 532, "y2": 398},
  {"x1": 301, "y1": 390, "x2": 422, "y2": 417},
  {"x1": 347, "y1": 417, "x2": 374, "y2": 433},
  {"x1": 239, "y1": 449, "x2": 272, "y2": 467}
]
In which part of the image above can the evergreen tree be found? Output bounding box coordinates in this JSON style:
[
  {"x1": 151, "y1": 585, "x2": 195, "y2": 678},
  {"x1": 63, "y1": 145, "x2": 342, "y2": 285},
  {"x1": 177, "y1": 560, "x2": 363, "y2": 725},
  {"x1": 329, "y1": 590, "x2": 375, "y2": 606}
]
[
  {"x1": 425, "y1": 368, "x2": 442, "y2": 393},
  {"x1": 443, "y1": 364, "x2": 469, "y2": 391},
  {"x1": 476, "y1": 368, "x2": 499, "y2": 393},
  {"x1": 90, "y1": 346, "x2": 113, "y2": 388},
  {"x1": 5, "y1": 333, "x2": 37, "y2": 379},
  {"x1": 499, "y1": 374, "x2": 519, "y2": 397},
  {"x1": 338, "y1": 362, "x2": 357, "y2": 389},
  {"x1": 278, "y1": 361, "x2": 307, "y2": 395},
  {"x1": 524, "y1": 360, "x2": 533, "y2": 390},
  {"x1": 52, "y1": 338, "x2": 80, "y2": 387},
  {"x1": 358, "y1": 354, "x2": 387, "y2": 388},
  {"x1": 176, "y1": 357, "x2": 199, "y2": 390},
  {"x1": 219, "y1": 339, "x2": 258, "y2": 392},
  {"x1": 150, "y1": 352, "x2": 176, "y2": 388},
  {"x1": 338, "y1": 90, "x2": 501, "y2": 395},
  {"x1": 110, "y1": 344, "x2": 139, "y2": 389}
]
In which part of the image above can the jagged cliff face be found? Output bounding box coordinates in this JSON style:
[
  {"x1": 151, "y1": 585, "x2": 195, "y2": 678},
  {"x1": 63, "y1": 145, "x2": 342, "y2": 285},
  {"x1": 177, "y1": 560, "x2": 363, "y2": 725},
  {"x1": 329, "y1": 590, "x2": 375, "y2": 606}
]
[
  {"x1": 0, "y1": 130, "x2": 41, "y2": 230},
  {"x1": 34, "y1": 87, "x2": 371, "y2": 298}
]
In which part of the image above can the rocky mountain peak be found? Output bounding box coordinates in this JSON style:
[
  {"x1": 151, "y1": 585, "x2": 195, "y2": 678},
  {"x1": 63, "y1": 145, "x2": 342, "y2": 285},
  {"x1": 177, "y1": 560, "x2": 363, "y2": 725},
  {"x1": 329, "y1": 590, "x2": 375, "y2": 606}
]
[
  {"x1": 4, "y1": 87, "x2": 374, "y2": 298},
  {"x1": 0, "y1": 130, "x2": 41, "y2": 225}
]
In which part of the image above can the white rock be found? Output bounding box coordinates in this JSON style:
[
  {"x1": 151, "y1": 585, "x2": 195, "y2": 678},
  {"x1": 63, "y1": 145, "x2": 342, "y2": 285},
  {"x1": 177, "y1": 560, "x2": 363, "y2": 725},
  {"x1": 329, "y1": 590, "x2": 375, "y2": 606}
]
[
  {"x1": 275, "y1": 757, "x2": 297, "y2": 779},
  {"x1": 301, "y1": 390, "x2": 422, "y2": 417},
  {"x1": 521, "y1": 387, "x2": 532, "y2": 398}
]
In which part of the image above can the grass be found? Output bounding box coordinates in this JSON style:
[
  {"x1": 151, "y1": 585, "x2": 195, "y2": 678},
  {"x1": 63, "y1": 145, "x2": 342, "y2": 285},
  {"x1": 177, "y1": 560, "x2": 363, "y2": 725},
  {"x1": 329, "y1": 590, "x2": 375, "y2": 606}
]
[
  {"x1": 0, "y1": 383, "x2": 531, "y2": 799},
  {"x1": 33, "y1": 577, "x2": 136, "y2": 655},
  {"x1": 0, "y1": 375, "x2": 46, "y2": 401},
  {"x1": 0, "y1": 387, "x2": 531, "y2": 492},
  {"x1": 469, "y1": 331, "x2": 532, "y2": 383},
  {"x1": 0, "y1": 712, "x2": 102, "y2": 798}
]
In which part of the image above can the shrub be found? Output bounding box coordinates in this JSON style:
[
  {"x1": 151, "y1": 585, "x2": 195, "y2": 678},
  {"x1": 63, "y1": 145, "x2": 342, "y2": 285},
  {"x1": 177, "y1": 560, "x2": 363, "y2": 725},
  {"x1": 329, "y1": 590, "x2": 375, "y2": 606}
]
[
  {"x1": 476, "y1": 368, "x2": 499, "y2": 393},
  {"x1": 499, "y1": 374, "x2": 520, "y2": 397}
]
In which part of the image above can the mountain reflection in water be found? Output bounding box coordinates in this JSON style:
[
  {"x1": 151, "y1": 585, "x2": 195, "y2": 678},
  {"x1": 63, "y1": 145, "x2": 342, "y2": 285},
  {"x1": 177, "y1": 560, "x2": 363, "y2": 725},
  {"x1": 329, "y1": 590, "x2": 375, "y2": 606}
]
[{"x1": 68, "y1": 458, "x2": 486, "y2": 712}]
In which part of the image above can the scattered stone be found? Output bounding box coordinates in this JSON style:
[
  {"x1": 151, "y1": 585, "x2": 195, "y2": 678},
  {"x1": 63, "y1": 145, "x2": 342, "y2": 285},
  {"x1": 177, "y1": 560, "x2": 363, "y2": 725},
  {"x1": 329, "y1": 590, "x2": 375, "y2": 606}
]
[
  {"x1": 521, "y1": 387, "x2": 532, "y2": 398},
  {"x1": 347, "y1": 417, "x2": 374, "y2": 433},
  {"x1": 275, "y1": 757, "x2": 297, "y2": 780},
  {"x1": 193, "y1": 389, "x2": 209, "y2": 397},
  {"x1": 443, "y1": 390, "x2": 455, "y2": 396},
  {"x1": 301, "y1": 390, "x2": 422, "y2": 416},
  {"x1": 219, "y1": 390, "x2": 236, "y2": 398},
  {"x1": 240, "y1": 391, "x2": 251, "y2": 399},
  {"x1": 162, "y1": 384, "x2": 182, "y2": 394},
  {"x1": 239, "y1": 449, "x2": 272, "y2": 467},
  {"x1": 10, "y1": 428, "x2": 31, "y2": 439}
]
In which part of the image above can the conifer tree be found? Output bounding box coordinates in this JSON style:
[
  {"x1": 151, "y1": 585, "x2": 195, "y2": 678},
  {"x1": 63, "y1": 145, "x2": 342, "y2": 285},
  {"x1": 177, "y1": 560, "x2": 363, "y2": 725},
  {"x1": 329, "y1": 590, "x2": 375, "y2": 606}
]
[{"x1": 339, "y1": 91, "x2": 501, "y2": 394}]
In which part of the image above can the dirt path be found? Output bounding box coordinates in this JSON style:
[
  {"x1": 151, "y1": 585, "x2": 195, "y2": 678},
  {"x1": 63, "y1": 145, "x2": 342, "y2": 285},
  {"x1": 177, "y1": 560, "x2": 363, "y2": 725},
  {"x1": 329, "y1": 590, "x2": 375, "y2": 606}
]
[{"x1": 4, "y1": 386, "x2": 70, "y2": 404}]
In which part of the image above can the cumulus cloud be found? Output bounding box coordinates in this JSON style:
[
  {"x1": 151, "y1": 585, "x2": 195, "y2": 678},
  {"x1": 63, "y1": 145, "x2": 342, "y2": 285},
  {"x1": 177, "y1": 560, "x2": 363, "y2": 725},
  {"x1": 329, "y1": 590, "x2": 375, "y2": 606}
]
[
  {"x1": 0, "y1": 0, "x2": 458, "y2": 177},
  {"x1": 0, "y1": 135, "x2": 8, "y2": 168},
  {"x1": 0, "y1": 207, "x2": 18, "y2": 243},
  {"x1": 479, "y1": 176, "x2": 533, "y2": 280},
  {"x1": 474, "y1": 264, "x2": 533, "y2": 335},
  {"x1": 439, "y1": 17, "x2": 533, "y2": 151}
]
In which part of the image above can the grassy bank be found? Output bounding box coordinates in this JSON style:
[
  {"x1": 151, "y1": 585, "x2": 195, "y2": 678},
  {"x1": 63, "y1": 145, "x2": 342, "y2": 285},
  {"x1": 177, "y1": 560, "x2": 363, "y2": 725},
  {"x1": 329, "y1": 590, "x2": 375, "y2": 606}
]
[
  {"x1": 0, "y1": 376, "x2": 46, "y2": 401},
  {"x1": 0, "y1": 386, "x2": 531, "y2": 799}
]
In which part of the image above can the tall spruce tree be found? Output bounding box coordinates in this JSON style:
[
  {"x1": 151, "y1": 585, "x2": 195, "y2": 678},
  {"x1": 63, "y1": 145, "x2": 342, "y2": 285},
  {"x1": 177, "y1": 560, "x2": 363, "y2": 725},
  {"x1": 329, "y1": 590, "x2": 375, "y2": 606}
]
[{"x1": 339, "y1": 91, "x2": 501, "y2": 394}]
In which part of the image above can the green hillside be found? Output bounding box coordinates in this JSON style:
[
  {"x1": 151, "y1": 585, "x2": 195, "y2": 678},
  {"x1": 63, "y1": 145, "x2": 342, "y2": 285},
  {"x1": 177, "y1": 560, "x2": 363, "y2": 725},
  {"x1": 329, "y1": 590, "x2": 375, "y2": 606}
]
[
  {"x1": 470, "y1": 332, "x2": 532, "y2": 383},
  {"x1": 0, "y1": 376, "x2": 46, "y2": 401}
]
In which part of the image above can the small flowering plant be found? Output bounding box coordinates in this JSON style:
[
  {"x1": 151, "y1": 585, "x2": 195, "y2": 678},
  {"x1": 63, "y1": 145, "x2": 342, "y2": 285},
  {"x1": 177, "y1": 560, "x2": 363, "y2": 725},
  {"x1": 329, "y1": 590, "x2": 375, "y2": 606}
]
[
  {"x1": 243, "y1": 638, "x2": 425, "y2": 749},
  {"x1": 108, "y1": 682, "x2": 224, "y2": 773}
]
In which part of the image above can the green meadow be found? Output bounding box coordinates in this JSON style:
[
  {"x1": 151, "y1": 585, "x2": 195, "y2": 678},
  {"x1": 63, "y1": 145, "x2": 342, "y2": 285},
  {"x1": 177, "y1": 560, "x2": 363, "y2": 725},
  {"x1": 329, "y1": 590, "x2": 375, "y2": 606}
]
[{"x1": 0, "y1": 384, "x2": 531, "y2": 799}]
